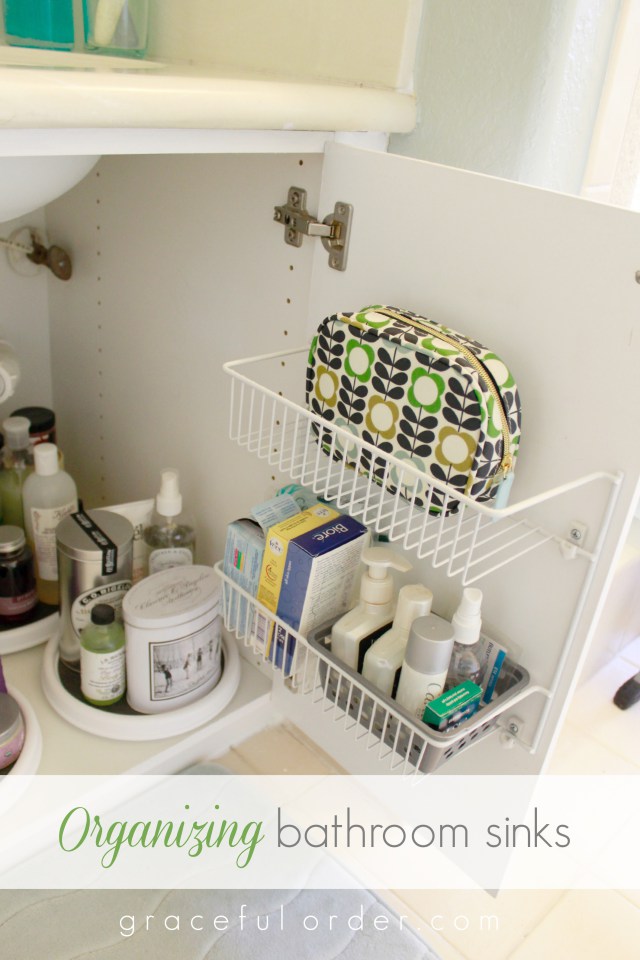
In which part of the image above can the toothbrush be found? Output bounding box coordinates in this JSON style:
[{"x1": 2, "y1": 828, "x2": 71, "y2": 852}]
[{"x1": 94, "y1": 0, "x2": 128, "y2": 47}]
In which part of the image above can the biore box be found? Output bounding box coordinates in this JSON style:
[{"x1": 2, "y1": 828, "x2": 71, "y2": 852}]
[
  {"x1": 223, "y1": 493, "x2": 301, "y2": 635},
  {"x1": 272, "y1": 513, "x2": 370, "y2": 671},
  {"x1": 256, "y1": 503, "x2": 341, "y2": 655},
  {"x1": 422, "y1": 680, "x2": 482, "y2": 731}
]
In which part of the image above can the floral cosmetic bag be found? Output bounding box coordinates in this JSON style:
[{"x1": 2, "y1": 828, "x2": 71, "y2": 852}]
[{"x1": 305, "y1": 305, "x2": 522, "y2": 514}]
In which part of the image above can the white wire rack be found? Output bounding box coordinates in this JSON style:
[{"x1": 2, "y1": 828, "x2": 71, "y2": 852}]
[
  {"x1": 224, "y1": 348, "x2": 623, "y2": 585},
  {"x1": 215, "y1": 563, "x2": 541, "y2": 774}
]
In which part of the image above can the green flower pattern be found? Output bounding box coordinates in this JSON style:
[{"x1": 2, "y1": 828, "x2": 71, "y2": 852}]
[{"x1": 306, "y1": 306, "x2": 522, "y2": 513}]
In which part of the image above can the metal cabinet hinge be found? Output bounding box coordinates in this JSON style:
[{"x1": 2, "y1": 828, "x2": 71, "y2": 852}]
[{"x1": 273, "y1": 186, "x2": 353, "y2": 271}]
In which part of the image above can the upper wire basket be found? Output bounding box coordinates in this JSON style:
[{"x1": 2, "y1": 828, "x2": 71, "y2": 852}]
[{"x1": 224, "y1": 348, "x2": 621, "y2": 585}]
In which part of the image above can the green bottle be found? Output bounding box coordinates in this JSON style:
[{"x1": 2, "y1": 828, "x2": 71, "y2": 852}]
[
  {"x1": 0, "y1": 416, "x2": 34, "y2": 529},
  {"x1": 80, "y1": 604, "x2": 125, "y2": 707}
]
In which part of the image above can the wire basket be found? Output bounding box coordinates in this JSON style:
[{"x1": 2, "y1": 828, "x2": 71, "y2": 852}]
[
  {"x1": 216, "y1": 562, "x2": 532, "y2": 774},
  {"x1": 224, "y1": 349, "x2": 620, "y2": 584}
]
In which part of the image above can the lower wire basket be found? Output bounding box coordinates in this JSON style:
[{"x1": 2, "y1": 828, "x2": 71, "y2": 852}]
[{"x1": 306, "y1": 625, "x2": 530, "y2": 773}]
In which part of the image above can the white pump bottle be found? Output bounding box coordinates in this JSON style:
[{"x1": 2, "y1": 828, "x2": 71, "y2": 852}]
[
  {"x1": 362, "y1": 583, "x2": 434, "y2": 697},
  {"x1": 330, "y1": 546, "x2": 412, "y2": 671}
]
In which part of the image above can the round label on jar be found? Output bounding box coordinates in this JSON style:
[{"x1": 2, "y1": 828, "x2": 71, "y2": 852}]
[{"x1": 71, "y1": 580, "x2": 132, "y2": 640}]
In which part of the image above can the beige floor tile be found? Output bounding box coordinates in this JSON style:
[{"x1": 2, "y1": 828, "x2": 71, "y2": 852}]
[
  {"x1": 507, "y1": 890, "x2": 640, "y2": 959},
  {"x1": 619, "y1": 889, "x2": 640, "y2": 909},
  {"x1": 564, "y1": 660, "x2": 640, "y2": 768},
  {"x1": 383, "y1": 890, "x2": 468, "y2": 960},
  {"x1": 620, "y1": 635, "x2": 640, "y2": 668},
  {"x1": 546, "y1": 721, "x2": 639, "y2": 775},
  {"x1": 213, "y1": 747, "x2": 260, "y2": 774},
  {"x1": 233, "y1": 723, "x2": 338, "y2": 774},
  {"x1": 393, "y1": 888, "x2": 563, "y2": 960}
]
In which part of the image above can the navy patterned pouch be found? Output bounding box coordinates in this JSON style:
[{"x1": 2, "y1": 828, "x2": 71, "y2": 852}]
[{"x1": 305, "y1": 305, "x2": 522, "y2": 514}]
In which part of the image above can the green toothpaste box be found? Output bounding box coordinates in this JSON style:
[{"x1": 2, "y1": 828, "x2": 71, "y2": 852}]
[{"x1": 422, "y1": 680, "x2": 482, "y2": 731}]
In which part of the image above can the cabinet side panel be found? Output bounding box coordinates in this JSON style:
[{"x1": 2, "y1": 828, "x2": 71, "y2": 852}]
[{"x1": 45, "y1": 154, "x2": 322, "y2": 571}]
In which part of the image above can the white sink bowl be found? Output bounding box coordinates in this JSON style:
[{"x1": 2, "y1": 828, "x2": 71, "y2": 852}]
[{"x1": 0, "y1": 155, "x2": 100, "y2": 223}]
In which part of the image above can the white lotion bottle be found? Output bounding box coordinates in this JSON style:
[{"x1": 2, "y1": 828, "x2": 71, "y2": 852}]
[
  {"x1": 330, "y1": 546, "x2": 412, "y2": 671},
  {"x1": 395, "y1": 614, "x2": 455, "y2": 721},
  {"x1": 22, "y1": 443, "x2": 78, "y2": 605},
  {"x1": 445, "y1": 587, "x2": 484, "y2": 689},
  {"x1": 362, "y1": 583, "x2": 433, "y2": 697}
]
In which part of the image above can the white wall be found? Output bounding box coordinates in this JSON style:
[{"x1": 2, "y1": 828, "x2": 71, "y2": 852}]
[
  {"x1": 147, "y1": 0, "x2": 422, "y2": 89},
  {"x1": 390, "y1": 0, "x2": 621, "y2": 195},
  {"x1": 0, "y1": 212, "x2": 53, "y2": 418}
]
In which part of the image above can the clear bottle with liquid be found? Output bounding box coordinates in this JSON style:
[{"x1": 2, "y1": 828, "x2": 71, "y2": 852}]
[
  {"x1": 0, "y1": 416, "x2": 35, "y2": 529},
  {"x1": 445, "y1": 588, "x2": 484, "y2": 689},
  {"x1": 22, "y1": 443, "x2": 78, "y2": 606},
  {"x1": 80, "y1": 603, "x2": 126, "y2": 707},
  {"x1": 143, "y1": 469, "x2": 196, "y2": 575}
]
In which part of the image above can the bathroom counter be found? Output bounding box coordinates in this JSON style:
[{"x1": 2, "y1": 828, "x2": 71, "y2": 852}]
[
  {"x1": 0, "y1": 46, "x2": 415, "y2": 156},
  {"x1": 2, "y1": 639, "x2": 275, "y2": 774}
]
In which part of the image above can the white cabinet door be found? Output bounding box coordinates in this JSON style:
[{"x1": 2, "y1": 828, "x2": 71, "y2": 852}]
[
  {"x1": 44, "y1": 145, "x2": 640, "y2": 776},
  {"x1": 276, "y1": 142, "x2": 640, "y2": 774}
]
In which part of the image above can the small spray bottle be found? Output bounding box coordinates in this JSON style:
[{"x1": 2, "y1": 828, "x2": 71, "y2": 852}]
[
  {"x1": 143, "y1": 469, "x2": 196, "y2": 575},
  {"x1": 362, "y1": 583, "x2": 434, "y2": 697},
  {"x1": 330, "y1": 546, "x2": 412, "y2": 672},
  {"x1": 445, "y1": 588, "x2": 484, "y2": 689}
]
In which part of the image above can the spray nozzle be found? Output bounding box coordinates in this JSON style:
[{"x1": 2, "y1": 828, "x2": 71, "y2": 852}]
[
  {"x1": 156, "y1": 468, "x2": 183, "y2": 517},
  {"x1": 452, "y1": 587, "x2": 483, "y2": 644}
]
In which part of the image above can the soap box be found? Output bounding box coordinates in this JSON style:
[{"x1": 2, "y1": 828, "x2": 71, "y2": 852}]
[
  {"x1": 422, "y1": 680, "x2": 482, "y2": 731},
  {"x1": 271, "y1": 513, "x2": 370, "y2": 672}
]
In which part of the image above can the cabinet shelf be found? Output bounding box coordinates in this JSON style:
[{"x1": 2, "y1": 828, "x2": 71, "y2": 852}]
[
  {"x1": 215, "y1": 563, "x2": 538, "y2": 774},
  {"x1": 224, "y1": 349, "x2": 622, "y2": 584}
]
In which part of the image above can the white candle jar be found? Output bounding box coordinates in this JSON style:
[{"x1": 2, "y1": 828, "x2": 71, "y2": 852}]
[{"x1": 123, "y1": 565, "x2": 222, "y2": 714}]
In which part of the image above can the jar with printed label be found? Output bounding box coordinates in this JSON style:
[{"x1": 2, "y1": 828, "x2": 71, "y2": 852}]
[
  {"x1": 0, "y1": 526, "x2": 38, "y2": 623},
  {"x1": 80, "y1": 603, "x2": 126, "y2": 707}
]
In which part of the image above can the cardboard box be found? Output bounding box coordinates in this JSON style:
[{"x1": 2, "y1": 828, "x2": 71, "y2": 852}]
[
  {"x1": 270, "y1": 513, "x2": 369, "y2": 671},
  {"x1": 422, "y1": 680, "x2": 482, "y2": 730},
  {"x1": 255, "y1": 503, "x2": 341, "y2": 655},
  {"x1": 222, "y1": 493, "x2": 301, "y2": 637}
]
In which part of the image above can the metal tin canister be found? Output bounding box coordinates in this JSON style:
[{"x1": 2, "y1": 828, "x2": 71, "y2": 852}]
[
  {"x1": 123, "y1": 565, "x2": 222, "y2": 714},
  {"x1": 0, "y1": 692, "x2": 25, "y2": 770},
  {"x1": 56, "y1": 508, "x2": 134, "y2": 669}
]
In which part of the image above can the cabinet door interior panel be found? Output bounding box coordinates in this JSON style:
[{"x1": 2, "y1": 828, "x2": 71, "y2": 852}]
[{"x1": 293, "y1": 142, "x2": 640, "y2": 771}]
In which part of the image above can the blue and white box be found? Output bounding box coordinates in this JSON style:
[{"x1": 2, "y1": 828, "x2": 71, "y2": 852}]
[{"x1": 272, "y1": 514, "x2": 369, "y2": 671}]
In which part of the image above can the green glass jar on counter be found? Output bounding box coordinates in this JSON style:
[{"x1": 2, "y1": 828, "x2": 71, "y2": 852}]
[{"x1": 80, "y1": 603, "x2": 126, "y2": 707}]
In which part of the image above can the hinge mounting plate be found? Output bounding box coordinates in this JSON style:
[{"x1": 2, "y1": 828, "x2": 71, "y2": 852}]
[{"x1": 273, "y1": 186, "x2": 353, "y2": 271}]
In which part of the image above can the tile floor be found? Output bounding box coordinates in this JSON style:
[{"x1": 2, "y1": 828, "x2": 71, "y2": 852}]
[{"x1": 218, "y1": 636, "x2": 640, "y2": 959}]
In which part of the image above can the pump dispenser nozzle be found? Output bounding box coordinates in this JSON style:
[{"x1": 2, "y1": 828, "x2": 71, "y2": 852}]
[
  {"x1": 359, "y1": 546, "x2": 412, "y2": 605},
  {"x1": 330, "y1": 546, "x2": 412, "y2": 671}
]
